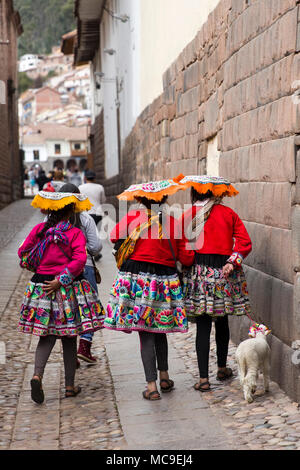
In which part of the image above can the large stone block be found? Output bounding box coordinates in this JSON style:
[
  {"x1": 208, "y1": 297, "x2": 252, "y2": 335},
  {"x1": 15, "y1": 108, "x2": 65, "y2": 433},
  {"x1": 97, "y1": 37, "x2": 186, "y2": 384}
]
[
  {"x1": 220, "y1": 136, "x2": 296, "y2": 184},
  {"x1": 224, "y1": 8, "x2": 298, "y2": 90},
  {"x1": 230, "y1": 182, "x2": 292, "y2": 229},
  {"x1": 185, "y1": 134, "x2": 199, "y2": 159},
  {"x1": 244, "y1": 221, "x2": 293, "y2": 284},
  {"x1": 170, "y1": 137, "x2": 186, "y2": 162},
  {"x1": 177, "y1": 86, "x2": 200, "y2": 116},
  {"x1": 204, "y1": 91, "x2": 220, "y2": 139},
  {"x1": 241, "y1": 264, "x2": 294, "y2": 346},
  {"x1": 170, "y1": 116, "x2": 185, "y2": 140},
  {"x1": 183, "y1": 61, "x2": 200, "y2": 92},
  {"x1": 223, "y1": 55, "x2": 293, "y2": 121},
  {"x1": 160, "y1": 137, "x2": 170, "y2": 162},
  {"x1": 185, "y1": 110, "x2": 199, "y2": 135},
  {"x1": 293, "y1": 273, "x2": 300, "y2": 340},
  {"x1": 222, "y1": 96, "x2": 297, "y2": 151}
]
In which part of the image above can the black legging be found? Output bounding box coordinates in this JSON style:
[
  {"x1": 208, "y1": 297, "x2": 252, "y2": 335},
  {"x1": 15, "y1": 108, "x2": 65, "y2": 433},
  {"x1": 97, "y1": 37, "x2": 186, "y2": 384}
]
[
  {"x1": 196, "y1": 315, "x2": 230, "y2": 378},
  {"x1": 34, "y1": 335, "x2": 77, "y2": 387},
  {"x1": 139, "y1": 332, "x2": 168, "y2": 382}
]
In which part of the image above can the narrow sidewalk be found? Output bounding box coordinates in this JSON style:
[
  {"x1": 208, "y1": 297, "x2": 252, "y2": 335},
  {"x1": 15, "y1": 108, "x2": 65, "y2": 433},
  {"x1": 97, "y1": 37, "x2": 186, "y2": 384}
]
[{"x1": 100, "y1": 235, "x2": 233, "y2": 450}]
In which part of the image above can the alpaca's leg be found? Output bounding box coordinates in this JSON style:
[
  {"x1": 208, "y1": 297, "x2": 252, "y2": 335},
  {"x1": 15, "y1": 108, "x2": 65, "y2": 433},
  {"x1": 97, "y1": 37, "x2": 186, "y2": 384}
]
[
  {"x1": 244, "y1": 367, "x2": 257, "y2": 403},
  {"x1": 236, "y1": 356, "x2": 246, "y2": 386},
  {"x1": 263, "y1": 355, "x2": 270, "y2": 392}
]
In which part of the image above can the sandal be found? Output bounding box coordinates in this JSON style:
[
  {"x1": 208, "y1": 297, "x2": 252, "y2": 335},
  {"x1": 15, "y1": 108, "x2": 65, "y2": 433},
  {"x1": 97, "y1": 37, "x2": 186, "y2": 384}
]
[
  {"x1": 142, "y1": 390, "x2": 161, "y2": 401},
  {"x1": 160, "y1": 379, "x2": 174, "y2": 393},
  {"x1": 194, "y1": 381, "x2": 211, "y2": 392},
  {"x1": 217, "y1": 367, "x2": 233, "y2": 381},
  {"x1": 30, "y1": 375, "x2": 44, "y2": 404},
  {"x1": 65, "y1": 386, "x2": 82, "y2": 398}
]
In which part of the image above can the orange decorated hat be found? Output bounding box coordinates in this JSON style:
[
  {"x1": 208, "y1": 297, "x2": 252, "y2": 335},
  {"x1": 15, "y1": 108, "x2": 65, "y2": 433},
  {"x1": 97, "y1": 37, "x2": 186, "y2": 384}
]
[
  {"x1": 117, "y1": 174, "x2": 186, "y2": 202},
  {"x1": 179, "y1": 175, "x2": 239, "y2": 198}
]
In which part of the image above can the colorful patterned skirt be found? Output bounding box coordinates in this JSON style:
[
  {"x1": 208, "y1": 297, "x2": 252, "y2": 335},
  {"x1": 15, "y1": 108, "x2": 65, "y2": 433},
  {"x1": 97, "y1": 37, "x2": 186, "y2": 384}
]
[
  {"x1": 104, "y1": 260, "x2": 188, "y2": 334},
  {"x1": 19, "y1": 273, "x2": 105, "y2": 337},
  {"x1": 182, "y1": 254, "x2": 251, "y2": 320}
]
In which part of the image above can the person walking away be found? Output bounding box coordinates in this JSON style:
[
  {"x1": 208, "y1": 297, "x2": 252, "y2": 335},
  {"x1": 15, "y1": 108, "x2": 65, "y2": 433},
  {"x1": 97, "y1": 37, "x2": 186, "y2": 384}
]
[
  {"x1": 79, "y1": 170, "x2": 106, "y2": 227},
  {"x1": 18, "y1": 190, "x2": 105, "y2": 404},
  {"x1": 36, "y1": 170, "x2": 50, "y2": 191},
  {"x1": 28, "y1": 168, "x2": 36, "y2": 195},
  {"x1": 69, "y1": 167, "x2": 82, "y2": 187},
  {"x1": 179, "y1": 175, "x2": 252, "y2": 392},
  {"x1": 104, "y1": 177, "x2": 194, "y2": 400},
  {"x1": 46, "y1": 169, "x2": 66, "y2": 191},
  {"x1": 58, "y1": 183, "x2": 103, "y2": 364},
  {"x1": 79, "y1": 170, "x2": 106, "y2": 261}
]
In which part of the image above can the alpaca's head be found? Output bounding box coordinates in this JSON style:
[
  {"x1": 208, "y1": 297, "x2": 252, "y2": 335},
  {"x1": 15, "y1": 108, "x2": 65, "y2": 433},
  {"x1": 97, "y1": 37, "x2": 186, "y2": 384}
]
[{"x1": 249, "y1": 323, "x2": 271, "y2": 338}]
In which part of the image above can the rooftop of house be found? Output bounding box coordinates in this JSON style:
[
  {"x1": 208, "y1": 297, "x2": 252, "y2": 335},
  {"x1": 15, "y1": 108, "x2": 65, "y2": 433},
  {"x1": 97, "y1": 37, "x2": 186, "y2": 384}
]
[{"x1": 20, "y1": 122, "x2": 89, "y2": 145}]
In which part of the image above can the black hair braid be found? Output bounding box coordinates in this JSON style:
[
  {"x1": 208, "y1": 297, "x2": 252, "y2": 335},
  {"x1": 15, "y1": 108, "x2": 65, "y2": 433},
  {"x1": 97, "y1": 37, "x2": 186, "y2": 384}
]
[
  {"x1": 191, "y1": 188, "x2": 213, "y2": 204},
  {"x1": 38, "y1": 203, "x2": 76, "y2": 239},
  {"x1": 134, "y1": 196, "x2": 168, "y2": 210}
]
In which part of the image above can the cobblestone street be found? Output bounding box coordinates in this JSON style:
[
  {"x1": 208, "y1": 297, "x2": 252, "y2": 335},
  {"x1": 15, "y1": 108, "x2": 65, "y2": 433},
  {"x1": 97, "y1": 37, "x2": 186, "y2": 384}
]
[{"x1": 0, "y1": 199, "x2": 300, "y2": 451}]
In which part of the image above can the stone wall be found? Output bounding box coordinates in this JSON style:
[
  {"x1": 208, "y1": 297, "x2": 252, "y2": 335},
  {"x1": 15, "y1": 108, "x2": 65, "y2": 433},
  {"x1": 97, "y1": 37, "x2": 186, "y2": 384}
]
[
  {"x1": 0, "y1": 1, "x2": 23, "y2": 209},
  {"x1": 90, "y1": 111, "x2": 123, "y2": 207},
  {"x1": 97, "y1": 0, "x2": 300, "y2": 399}
]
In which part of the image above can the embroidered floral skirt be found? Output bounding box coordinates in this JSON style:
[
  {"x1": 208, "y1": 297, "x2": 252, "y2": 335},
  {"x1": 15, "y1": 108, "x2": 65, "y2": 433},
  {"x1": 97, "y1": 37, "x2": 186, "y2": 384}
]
[
  {"x1": 104, "y1": 260, "x2": 188, "y2": 334},
  {"x1": 182, "y1": 254, "x2": 251, "y2": 320},
  {"x1": 19, "y1": 274, "x2": 105, "y2": 337}
]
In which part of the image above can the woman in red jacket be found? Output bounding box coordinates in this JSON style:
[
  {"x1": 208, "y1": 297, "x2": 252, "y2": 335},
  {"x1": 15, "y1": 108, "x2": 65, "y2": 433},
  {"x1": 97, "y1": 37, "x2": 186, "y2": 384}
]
[
  {"x1": 104, "y1": 178, "x2": 194, "y2": 400},
  {"x1": 179, "y1": 175, "x2": 252, "y2": 392}
]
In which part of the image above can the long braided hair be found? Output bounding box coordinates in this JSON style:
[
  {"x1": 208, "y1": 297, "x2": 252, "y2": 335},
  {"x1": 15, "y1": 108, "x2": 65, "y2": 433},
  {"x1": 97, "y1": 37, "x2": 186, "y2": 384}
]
[
  {"x1": 37, "y1": 203, "x2": 76, "y2": 239},
  {"x1": 38, "y1": 183, "x2": 82, "y2": 239}
]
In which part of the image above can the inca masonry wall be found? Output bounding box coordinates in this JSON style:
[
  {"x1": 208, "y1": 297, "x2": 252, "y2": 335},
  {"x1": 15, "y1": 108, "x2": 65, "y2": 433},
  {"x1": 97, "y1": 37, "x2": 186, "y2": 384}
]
[{"x1": 97, "y1": 0, "x2": 300, "y2": 400}]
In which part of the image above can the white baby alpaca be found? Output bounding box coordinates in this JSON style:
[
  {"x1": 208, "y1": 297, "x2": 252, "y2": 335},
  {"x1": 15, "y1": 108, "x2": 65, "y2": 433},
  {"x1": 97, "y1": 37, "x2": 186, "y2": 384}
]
[{"x1": 235, "y1": 332, "x2": 270, "y2": 403}]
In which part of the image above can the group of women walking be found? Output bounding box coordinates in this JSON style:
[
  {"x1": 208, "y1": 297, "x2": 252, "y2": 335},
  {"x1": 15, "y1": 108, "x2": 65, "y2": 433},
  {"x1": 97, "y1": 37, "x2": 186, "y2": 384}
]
[{"x1": 17, "y1": 174, "x2": 252, "y2": 404}]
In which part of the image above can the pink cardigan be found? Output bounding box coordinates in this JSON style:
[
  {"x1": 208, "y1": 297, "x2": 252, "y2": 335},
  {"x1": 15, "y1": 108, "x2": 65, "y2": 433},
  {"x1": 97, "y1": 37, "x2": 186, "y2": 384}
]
[{"x1": 18, "y1": 222, "x2": 87, "y2": 286}]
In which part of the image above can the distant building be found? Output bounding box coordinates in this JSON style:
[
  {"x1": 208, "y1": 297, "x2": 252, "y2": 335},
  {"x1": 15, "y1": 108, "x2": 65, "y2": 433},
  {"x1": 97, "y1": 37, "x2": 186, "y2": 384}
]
[
  {"x1": 19, "y1": 47, "x2": 73, "y2": 81},
  {"x1": 19, "y1": 54, "x2": 41, "y2": 73},
  {"x1": 19, "y1": 86, "x2": 62, "y2": 124},
  {"x1": 0, "y1": 0, "x2": 23, "y2": 208},
  {"x1": 20, "y1": 122, "x2": 90, "y2": 172}
]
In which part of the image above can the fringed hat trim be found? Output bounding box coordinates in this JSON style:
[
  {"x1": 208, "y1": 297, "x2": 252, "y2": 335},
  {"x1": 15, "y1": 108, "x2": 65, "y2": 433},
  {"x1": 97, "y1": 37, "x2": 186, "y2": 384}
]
[
  {"x1": 117, "y1": 174, "x2": 186, "y2": 201},
  {"x1": 31, "y1": 191, "x2": 93, "y2": 213},
  {"x1": 179, "y1": 175, "x2": 239, "y2": 198}
]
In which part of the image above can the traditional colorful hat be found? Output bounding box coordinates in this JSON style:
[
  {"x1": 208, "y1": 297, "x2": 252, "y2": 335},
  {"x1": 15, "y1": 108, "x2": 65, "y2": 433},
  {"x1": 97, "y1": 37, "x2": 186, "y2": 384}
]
[
  {"x1": 117, "y1": 174, "x2": 186, "y2": 201},
  {"x1": 179, "y1": 175, "x2": 239, "y2": 197},
  {"x1": 31, "y1": 190, "x2": 93, "y2": 212}
]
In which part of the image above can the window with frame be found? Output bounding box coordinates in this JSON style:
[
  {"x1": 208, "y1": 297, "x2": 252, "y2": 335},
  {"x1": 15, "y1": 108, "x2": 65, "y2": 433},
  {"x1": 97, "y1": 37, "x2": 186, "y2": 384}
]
[
  {"x1": 33, "y1": 150, "x2": 40, "y2": 160},
  {"x1": 74, "y1": 143, "x2": 81, "y2": 150},
  {"x1": 55, "y1": 143, "x2": 61, "y2": 154}
]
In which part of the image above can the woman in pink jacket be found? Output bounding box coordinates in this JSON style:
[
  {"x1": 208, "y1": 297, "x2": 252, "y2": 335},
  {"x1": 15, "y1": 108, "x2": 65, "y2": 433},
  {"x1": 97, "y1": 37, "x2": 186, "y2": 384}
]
[{"x1": 18, "y1": 191, "x2": 105, "y2": 404}]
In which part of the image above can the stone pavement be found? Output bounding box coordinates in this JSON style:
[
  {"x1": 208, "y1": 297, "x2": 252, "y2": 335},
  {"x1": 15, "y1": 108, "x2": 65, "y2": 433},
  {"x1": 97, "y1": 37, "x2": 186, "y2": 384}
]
[{"x1": 0, "y1": 199, "x2": 300, "y2": 451}]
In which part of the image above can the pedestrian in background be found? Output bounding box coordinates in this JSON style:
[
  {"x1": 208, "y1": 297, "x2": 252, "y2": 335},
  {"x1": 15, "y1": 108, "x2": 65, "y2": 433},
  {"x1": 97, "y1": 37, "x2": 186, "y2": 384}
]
[
  {"x1": 36, "y1": 170, "x2": 50, "y2": 191},
  {"x1": 79, "y1": 170, "x2": 106, "y2": 261},
  {"x1": 179, "y1": 175, "x2": 252, "y2": 393},
  {"x1": 58, "y1": 183, "x2": 103, "y2": 364},
  {"x1": 18, "y1": 191, "x2": 105, "y2": 404},
  {"x1": 79, "y1": 170, "x2": 106, "y2": 227},
  {"x1": 69, "y1": 166, "x2": 82, "y2": 187},
  {"x1": 105, "y1": 177, "x2": 194, "y2": 401}
]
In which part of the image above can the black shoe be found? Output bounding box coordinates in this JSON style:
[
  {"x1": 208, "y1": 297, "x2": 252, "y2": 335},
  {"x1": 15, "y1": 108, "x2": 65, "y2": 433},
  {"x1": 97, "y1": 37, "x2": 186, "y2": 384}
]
[{"x1": 30, "y1": 377, "x2": 44, "y2": 404}]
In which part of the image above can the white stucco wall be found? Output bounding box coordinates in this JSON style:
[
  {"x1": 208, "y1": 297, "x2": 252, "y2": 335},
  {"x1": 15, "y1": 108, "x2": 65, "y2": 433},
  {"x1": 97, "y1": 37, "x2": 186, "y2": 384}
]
[
  {"x1": 93, "y1": 0, "x2": 220, "y2": 179},
  {"x1": 139, "y1": 0, "x2": 220, "y2": 111},
  {"x1": 23, "y1": 144, "x2": 47, "y2": 163},
  {"x1": 45, "y1": 140, "x2": 70, "y2": 158},
  {"x1": 96, "y1": 0, "x2": 141, "y2": 179}
]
